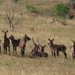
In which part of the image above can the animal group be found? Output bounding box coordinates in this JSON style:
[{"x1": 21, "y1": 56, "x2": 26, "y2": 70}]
[{"x1": 0, "y1": 30, "x2": 75, "y2": 59}]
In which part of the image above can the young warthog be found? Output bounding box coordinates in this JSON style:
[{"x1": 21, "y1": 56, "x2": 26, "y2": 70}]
[
  {"x1": 30, "y1": 38, "x2": 42, "y2": 58},
  {"x1": 39, "y1": 45, "x2": 48, "y2": 57},
  {"x1": 1, "y1": 30, "x2": 10, "y2": 55},
  {"x1": 70, "y1": 40, "x2": 75, "y2": 59},
  {"x1": 19, "y1": 34, "x2": 31, "y2": 57},
  {"x1": 48, "y1": 39, "x2": 67, "y2": 58},
  {"x1": 9, "y1": 35, "x2": 21, "y2": 55}
]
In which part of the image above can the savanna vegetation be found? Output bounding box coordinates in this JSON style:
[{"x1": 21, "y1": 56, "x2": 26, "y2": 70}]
[{"x1": 0, "y1": 0, "x2": 75, "y2": 75}]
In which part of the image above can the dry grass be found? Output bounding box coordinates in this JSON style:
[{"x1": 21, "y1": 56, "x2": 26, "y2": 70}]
[{"x1": 0, "y1": 0, "x2": 75, "y2": 75}]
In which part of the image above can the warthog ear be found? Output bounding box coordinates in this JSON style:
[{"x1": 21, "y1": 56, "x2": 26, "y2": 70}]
[
  {"x1": 52, "y1": 39, "x2": 54, "y2": 41},
  {"x1": 6, "y1": 30, "x2": 8, "y2": 33},
  {"x1": 44, "y1": 45, "x2": 46, "y2": 48},
  {"x1": 25, "y1": 34, "x2": 26, "y2": 36},
  {"x1": 71, "y1": 40, "x2": 75, "y2": 45},
  {"x1": 1, "y1": 30, "x2": 4, "y2": 33},
  {"x1": 71, "y1": 40, "x2": 74, "y2": 43},
  {"x1": 48, "y1": 39, "x2": 50, "y2": 41}
]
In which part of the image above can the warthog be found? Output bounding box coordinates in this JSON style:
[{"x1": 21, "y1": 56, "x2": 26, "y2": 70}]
[
  {"x1": 48, "y1": 39, "x2": 67, "y2": 58},
  {"x1": 1, "y1": 30, "x2": 10, "y2": 54},
  {"x1": 19, "y1": 34, "x2": 31, "y2": 57},
  {"x1": 39, "y1": 44, "x2": 48, "y2": 57},
  {"x1": 30, "y1": 38, "x2": 42, "y2": 58},
  {"x1": 70, "y1": 40, "x2": 75, "y2": 59},
  {"x1": 9, "y1": 35, "x2": 21, "y2": 55}
]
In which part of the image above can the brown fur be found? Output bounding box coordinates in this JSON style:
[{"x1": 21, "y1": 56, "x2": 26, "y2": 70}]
[
  {"x1": 0, "y1": 40, "x2": 1, "y2": 53},
  {"x1": 70, "y1": 40, "x2": 75, "y2": 59},
  {"x1": 39, "y1": 45, "x2": 48, "y2": 57},
  {"x1": 9, "y1": 35, "x2": 21, "y2": 55},
  {"x1": 19, "y1": 34, "x2": 31, "y2": 57},
  {"x1": 1, "y1": 30, "x2": 10, "y2": 54},
  {"x1": 48, "y1": 39, "x2": 67, "y2": 58},
  {"x1": 30, "y1": 38, "x2": 42, "y2": 57}
]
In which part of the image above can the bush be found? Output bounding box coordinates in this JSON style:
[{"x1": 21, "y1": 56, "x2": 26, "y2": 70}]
[
  {"x1": 55, "y1": 4, "x2": 70, "y2": 18},
  {"x1": 12, "y1": 0, "x2": 19, "y2": 3},
  {"x1": 26, "y1": 5, "x2": 38, "y2": 14},
  {"x1": 0, "y1": 0, "x2": 4, "y2": 4}
]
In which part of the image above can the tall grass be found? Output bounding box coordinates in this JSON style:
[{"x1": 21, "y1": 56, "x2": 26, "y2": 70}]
[{"x1": 0, "y1": 0, "x2": 75, "y2": 75}]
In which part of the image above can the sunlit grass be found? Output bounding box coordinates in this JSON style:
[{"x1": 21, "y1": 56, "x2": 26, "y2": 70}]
[{"x1": 0, "y1": 0, "x2": 75, "y2": 75}]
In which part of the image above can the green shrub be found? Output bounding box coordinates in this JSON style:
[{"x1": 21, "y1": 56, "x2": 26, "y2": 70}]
[
  {"x1": 12, "y1": 0, "x2": 19, "y2": 3},
  {"x1": 55, "y1": 4, "x2": 70, "y2": 18},
  {"x1": 26, "y1": 5, "x2": 38, "y2": 14},
  {"x1": 0, "y1": 1, "x2": 4, "y2": 4}
]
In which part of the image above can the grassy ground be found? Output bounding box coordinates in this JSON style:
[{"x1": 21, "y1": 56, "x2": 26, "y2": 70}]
[{"x1": 0, "y1": 0, "x2": 75, "y2": 75}]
